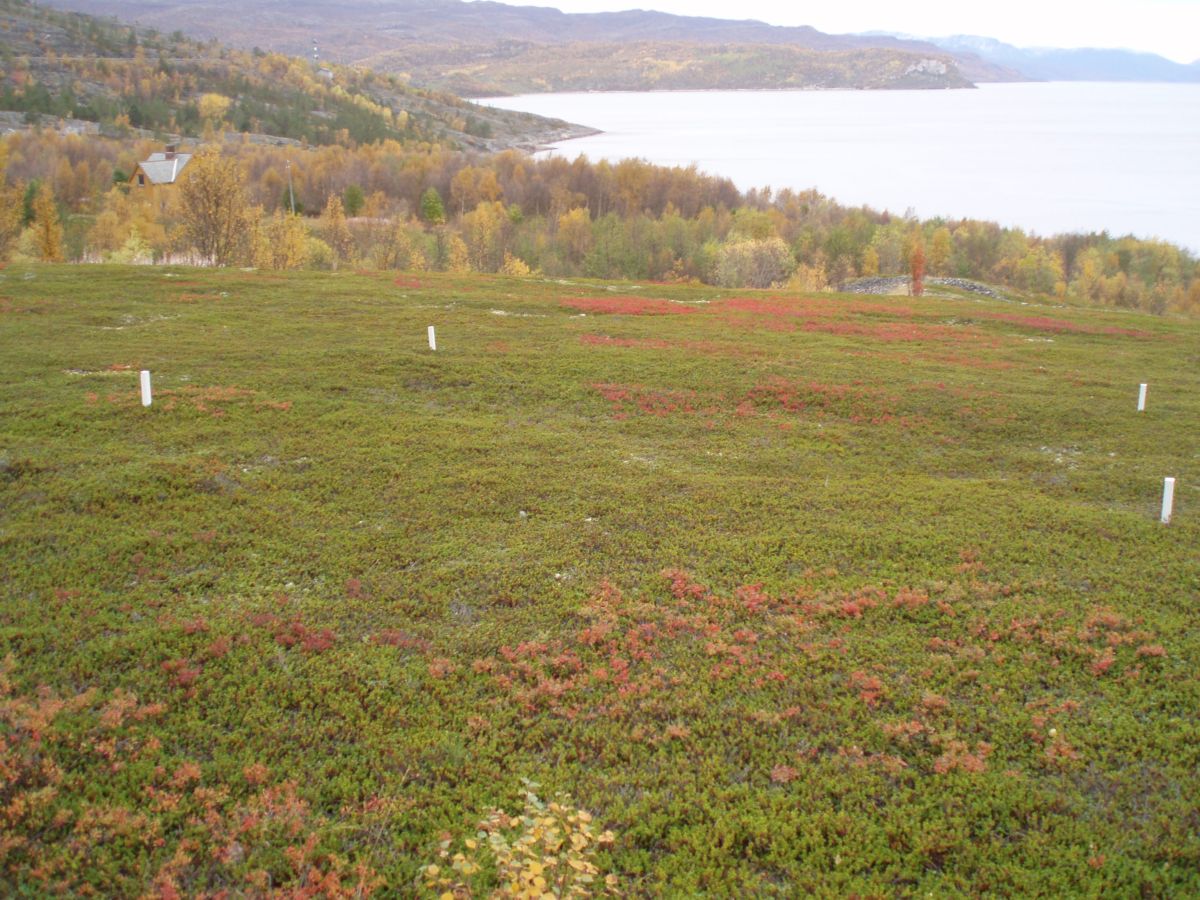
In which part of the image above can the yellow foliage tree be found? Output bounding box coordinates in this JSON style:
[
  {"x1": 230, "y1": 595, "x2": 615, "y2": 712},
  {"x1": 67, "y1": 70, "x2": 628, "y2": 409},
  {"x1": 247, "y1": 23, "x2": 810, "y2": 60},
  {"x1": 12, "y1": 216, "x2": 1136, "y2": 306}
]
[
  {"x1": 1177, "y1": 278, "x2": 1200, "y2": 313},
  {"x1": 32, "y1": 182, "x2": 64, "y2": 262},
  {"x1": 89, "y1": 186, "x2": 168, "y2": 259},
  {"x1": 178, "y1": 149, "x2": 252, "y2": 266},
  {"x1": 320, "y1": 194, "x2": 354, "y2": 268},
  {"x1": 377, "y1": 221, "x2": 427, "y2": 271},
  {"x1": 461, "y1": 200, "x2": 507, "y2": 272},
  {"x1": 499, "y1": 251, "x2": 533, "y2": 277},
  {"x1": 445, "y1": 232, "x2": 471, "y2": 273},
  {"x1": 197, "y1": 93, "x2": 232, "y2": 128},
  {"x1": 788, "y1": 260, "x2": 829, "y2": 293},
  {"x1": 928, "y1": 226, "x2": 953, "y2": 276},
  {"x1": 253, "y1": 210, "x2": 309, "y2": 270},
  {"x1": 556, "y1": 207, "x2": 593, "y2": 266},
  {"x1": 860, "y1": 245, "x2": 880, "y2": 278},
  {"x1": 0, "y1": 144, "x2": 23, "y2": 261},
  {"x1": 450, "y1": 165, "x2": 502, "y2": 217}
]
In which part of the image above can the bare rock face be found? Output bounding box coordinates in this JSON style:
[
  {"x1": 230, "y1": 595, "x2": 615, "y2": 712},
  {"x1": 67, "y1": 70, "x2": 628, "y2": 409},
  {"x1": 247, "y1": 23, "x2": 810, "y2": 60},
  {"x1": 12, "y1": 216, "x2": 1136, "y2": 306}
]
[{"x1": 907, "y1": 58, "x2": 950, "y2": 76}]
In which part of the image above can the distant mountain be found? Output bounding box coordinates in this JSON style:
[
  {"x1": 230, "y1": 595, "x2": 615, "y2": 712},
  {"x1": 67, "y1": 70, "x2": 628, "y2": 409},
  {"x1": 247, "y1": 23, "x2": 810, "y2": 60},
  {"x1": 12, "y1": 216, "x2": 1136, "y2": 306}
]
[
  {"x1": 929, "y1": 35, "x2": 1200, "y2": 82},
  {"x1": 33, "y1": 0, "x2": 1020, "y2": 91},
  {"x1": 391, "y1": 42, "x2": 975, "y2": 95}
]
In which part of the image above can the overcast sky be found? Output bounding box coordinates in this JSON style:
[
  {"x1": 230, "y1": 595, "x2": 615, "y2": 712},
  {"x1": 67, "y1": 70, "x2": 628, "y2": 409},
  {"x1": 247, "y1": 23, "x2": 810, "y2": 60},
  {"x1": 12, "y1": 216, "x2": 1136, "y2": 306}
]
[{"x1": 489, "y1": 0, "x2": 1200, "y2": 63}]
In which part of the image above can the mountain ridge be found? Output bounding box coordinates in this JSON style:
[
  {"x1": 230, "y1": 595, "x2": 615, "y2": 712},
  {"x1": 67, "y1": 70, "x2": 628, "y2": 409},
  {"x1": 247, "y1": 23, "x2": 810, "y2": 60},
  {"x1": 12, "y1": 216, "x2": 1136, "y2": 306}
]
[
  {"x1": 930, "y1": 34, "x2": 1200, "y2": 82},
  {"x1": 32, "y1": 0, "x2": 1019, "y2": 88},
  {"x1": 27, "y1": 0, "x2": 1195, "y2": 92}
]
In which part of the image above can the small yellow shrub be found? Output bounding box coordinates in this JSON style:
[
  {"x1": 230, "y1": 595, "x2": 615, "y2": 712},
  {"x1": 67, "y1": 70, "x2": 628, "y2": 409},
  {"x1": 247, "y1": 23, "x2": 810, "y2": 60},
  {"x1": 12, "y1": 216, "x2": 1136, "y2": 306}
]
[{"x1": 422, "y1": 780, "x2": 617, "y2": 898}]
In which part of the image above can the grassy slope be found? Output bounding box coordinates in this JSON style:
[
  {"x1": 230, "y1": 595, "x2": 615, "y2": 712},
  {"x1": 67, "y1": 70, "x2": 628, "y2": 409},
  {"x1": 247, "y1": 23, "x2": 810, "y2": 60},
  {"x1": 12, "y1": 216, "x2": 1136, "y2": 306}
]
[{"x1": 1, "y1": 266, "x2": 1198, "y2": 895}]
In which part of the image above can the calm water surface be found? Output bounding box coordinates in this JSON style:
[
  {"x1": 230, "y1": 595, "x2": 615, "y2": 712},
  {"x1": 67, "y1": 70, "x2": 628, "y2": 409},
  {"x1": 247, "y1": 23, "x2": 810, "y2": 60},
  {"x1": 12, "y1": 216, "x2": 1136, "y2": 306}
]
[{"x1": 484, "y1": 83, "x2": 1200, "y2": 252}]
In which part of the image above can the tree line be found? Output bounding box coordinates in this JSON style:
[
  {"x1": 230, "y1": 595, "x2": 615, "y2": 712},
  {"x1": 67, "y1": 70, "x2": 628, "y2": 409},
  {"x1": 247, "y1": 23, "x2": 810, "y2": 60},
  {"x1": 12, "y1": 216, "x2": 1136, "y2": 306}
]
[{"x1": 1, "y1": 130, "x2": 1196, "y2": 314}]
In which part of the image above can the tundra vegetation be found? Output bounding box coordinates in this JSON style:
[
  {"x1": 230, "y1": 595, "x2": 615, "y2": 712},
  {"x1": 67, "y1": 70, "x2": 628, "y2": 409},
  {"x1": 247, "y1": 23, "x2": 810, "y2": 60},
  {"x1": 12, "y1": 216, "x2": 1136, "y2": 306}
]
[{"x1": 0, "y1": 263, "x2": 1196, "y2": 895}]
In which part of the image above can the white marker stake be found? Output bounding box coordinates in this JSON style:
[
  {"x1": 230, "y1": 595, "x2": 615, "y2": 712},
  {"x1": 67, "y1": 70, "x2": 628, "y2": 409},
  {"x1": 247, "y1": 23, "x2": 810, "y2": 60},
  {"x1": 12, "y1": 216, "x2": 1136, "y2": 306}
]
[
  {"x1": 427, "y1": 325, "x2": 437, "y2": 351},
  {"x1": 1137, "y1": 383, "x2": 1147, "y2": 412},
  {"x1": 1161, "y1": 477, "x2": 1175, "y2": 524},
  {"x1": 140, "y1": 370, "x2": 152, "y2": 407}
]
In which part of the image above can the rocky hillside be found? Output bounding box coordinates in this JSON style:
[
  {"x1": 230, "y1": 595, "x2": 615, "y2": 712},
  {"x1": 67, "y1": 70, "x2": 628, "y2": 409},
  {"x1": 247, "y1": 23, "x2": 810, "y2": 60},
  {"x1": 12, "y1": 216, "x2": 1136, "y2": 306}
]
[{"x1": 0, "y1": 0, "x2": 592, "y2": 148}]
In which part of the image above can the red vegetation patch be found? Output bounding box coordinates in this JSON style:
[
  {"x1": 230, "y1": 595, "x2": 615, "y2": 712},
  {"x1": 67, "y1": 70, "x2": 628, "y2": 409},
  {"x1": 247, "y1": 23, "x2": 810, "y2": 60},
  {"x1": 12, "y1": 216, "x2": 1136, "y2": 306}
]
[
  {"x1": 663, "y1": 569, "x2": 709, "y2": 602},
  {"x1": 969, "y1": 604, "x2": 1163, "y2": 679},
  {"x1": 893, "y1": 588, "x2": 930, "y2": 612},
  {"x1": 372, "y1": 630, "x2": 433, "y2": 653},
  {"x1": 743, "y1": 377, "x2": 927, "y2": 427},
  {"x1": 712, "y1": 297, "x2": 989, "y2": 343},
  {"x1": 770, "y1": 764, "x2": 800, "y2": 784},
  {"x1": 393, "y1": 276, "x2": 422, "y2": 289},
  {"x1": 592, "y1": 382, "x2": 717, "y2": 419},
  {"x1": 977, "y1": 311, "x2": 1152, "y2": 337},
  {"x1": 274, "y1": 621, "x2": 337, "y2": 654},
  {"x1": 932, "y1": 739, "x2": 992, "y2": 774},
  {"x1": 745, "y1": 377, "x2": 894, "y2": 420},
  {"x1": 561, "y1": 295, "x2": 697, "y2": 316},
  {"x1": 181, "y1": 617, "x2": 209, "y2": 635},
  {"x1": 161, "y1": 658, "x2": 200, "y2": 691},
  {"x1": 251, "y1": 612, "x2": 337, "y2": 654},
  {"x1": 720, "y1": 296, "x2": 916, "y2": 320},
  {"x1": 243, "y1": 762, "x2": 270, "y2": 786},
  {"x1": 848, "y1": 670, "x2": 887, "y2": 707}
]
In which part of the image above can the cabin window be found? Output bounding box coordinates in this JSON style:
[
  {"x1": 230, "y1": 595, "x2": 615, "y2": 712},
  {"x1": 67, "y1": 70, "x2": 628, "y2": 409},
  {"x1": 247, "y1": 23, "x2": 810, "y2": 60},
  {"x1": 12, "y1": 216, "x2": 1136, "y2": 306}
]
[{"x1": 137, "y1": 173, "x2": 145, "y2": 186}]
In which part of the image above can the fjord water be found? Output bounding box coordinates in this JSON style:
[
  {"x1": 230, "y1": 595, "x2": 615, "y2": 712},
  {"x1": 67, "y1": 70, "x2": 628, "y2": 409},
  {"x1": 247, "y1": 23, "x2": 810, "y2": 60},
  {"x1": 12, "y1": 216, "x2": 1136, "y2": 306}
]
[{"x1": 484, "y1": 83, "x2": 1200, "y2": 252}]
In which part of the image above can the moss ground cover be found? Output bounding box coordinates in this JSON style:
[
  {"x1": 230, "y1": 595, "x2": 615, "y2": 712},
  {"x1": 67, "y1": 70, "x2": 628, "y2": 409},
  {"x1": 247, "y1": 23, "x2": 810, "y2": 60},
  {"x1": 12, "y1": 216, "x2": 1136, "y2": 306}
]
[{"x1": 1, "y1": 264, "x2": 1197, "y2": 896}]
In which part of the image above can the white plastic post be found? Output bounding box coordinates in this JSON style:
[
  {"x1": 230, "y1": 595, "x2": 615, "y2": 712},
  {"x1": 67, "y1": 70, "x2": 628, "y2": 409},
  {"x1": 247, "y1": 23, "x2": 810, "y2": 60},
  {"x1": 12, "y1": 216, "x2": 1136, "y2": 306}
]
[
  {"x1": 1137, "y1": 383, "x2": 1147, "y2": 412},
  {"x1": 140, "y1": 370, "x2": 152, "y2": 407},
  {"x1": 1160, "y1": 477, "x2": 1175, "y2": 524},
  {"x1": 427, "y1": 325, "x2": 437, "y2": 351}
]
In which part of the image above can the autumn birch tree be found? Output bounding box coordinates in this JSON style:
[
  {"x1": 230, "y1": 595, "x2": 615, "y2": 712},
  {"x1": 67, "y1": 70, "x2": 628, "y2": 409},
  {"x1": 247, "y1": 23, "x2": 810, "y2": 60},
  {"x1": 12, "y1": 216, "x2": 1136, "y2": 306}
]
[
  {"x1": 320, "y1": 194, "x2": 353, "y2": 268},
  {"x1": 178, "y1": 149, "x2": 251, "y2": 266},
  {"x1": 32, "y1": 183, "x2": 64, "y2": 262},
  {"x1": 910, "y1": 242, "x2": 926, "y2": 297},
  {"x1": 0, "y1": 144, "x2": 23, "y2": 261}
]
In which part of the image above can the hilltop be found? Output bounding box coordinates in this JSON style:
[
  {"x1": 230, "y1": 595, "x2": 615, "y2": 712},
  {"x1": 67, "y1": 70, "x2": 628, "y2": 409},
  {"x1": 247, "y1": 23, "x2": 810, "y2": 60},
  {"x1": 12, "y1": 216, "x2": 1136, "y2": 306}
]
[{"x1": 0, "y1": 0, "x2": 592, "y2": 148}]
